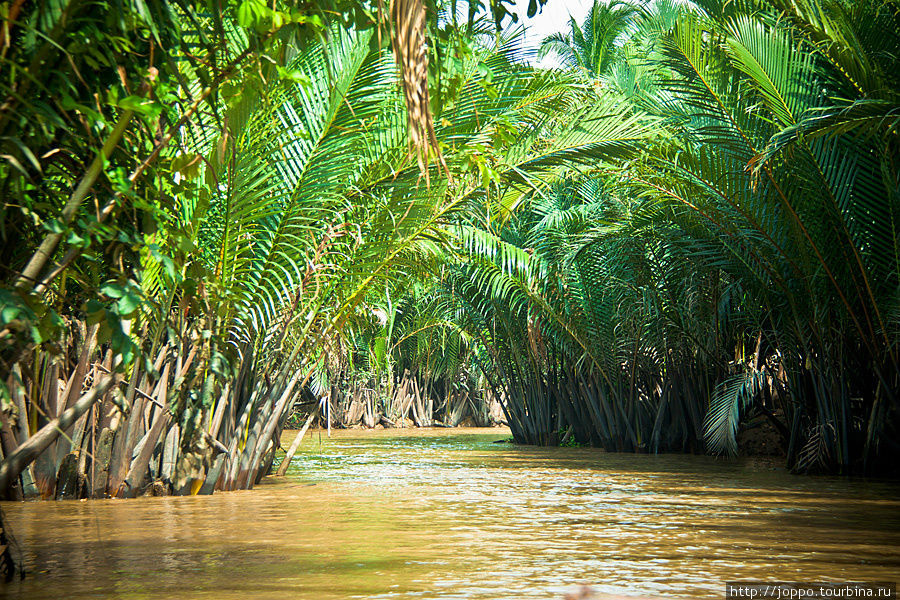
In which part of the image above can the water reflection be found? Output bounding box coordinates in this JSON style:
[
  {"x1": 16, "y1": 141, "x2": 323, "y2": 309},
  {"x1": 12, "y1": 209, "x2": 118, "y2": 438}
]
[{"x1": 2, "y1": 428, "x2": 899, "y2": 599}]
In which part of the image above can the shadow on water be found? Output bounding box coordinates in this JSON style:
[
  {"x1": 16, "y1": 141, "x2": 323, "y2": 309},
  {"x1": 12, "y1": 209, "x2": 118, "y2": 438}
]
[{"x1": 2, "y1": 427, "x2": 899, "y2": 599}]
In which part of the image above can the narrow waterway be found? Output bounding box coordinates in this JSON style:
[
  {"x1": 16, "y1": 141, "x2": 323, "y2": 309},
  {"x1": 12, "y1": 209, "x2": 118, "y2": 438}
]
[{"x1": 2, "y1": 428, "x2": 899, "y2": 599}]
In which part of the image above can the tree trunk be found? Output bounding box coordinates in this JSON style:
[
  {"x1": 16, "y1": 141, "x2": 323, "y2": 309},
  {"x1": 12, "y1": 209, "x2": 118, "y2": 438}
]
[
  {"x1": 116, "y1": 364, "x2": 170, "y2": 498},
  {"x1": 275, "y1": 408, "x2": 318, "y2": 477},
  {"x1": 0, "y1": 374, "x2": 117, "y2": 499}
]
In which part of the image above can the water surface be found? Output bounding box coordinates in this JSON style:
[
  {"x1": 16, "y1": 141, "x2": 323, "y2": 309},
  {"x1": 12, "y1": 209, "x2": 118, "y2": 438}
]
[{"x1": 2, "y1": 427, "x2": 899, "y2": 599}]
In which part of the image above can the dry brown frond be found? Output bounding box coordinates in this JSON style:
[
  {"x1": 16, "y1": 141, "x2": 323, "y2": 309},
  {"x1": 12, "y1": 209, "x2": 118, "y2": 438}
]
[{"x1": 389, "y1": 0, "x2": 448, "y2": 186}]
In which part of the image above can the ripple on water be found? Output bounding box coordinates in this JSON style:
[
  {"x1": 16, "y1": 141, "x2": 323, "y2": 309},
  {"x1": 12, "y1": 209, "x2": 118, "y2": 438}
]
[{"x1": 2, "y1": 427, "x2": 899, "y2": 600}]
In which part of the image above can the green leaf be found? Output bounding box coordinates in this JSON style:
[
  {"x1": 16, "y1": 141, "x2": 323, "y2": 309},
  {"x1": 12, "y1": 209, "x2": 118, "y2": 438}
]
[
  {"x1": 117, "y1": 95, "x2": 163, "y2": 117},
  {"x1": 100, "y1": 283, "x2": 125, "y2": 299},
  {"x1": 117, "y1": 293, "x2": 141, "y2": 316},
  {"x1": 171, "y1": 153, "x2": 202, "y2": 179},
  {"x1": 237, "y1": 1, "x2": 255, "y2": 28},
  {"x1": 44, "y1": 219, "x2": 64, "y2": 234},
  {"x1": 276, "y1": 67, "x2": 311, "y2": 86}
]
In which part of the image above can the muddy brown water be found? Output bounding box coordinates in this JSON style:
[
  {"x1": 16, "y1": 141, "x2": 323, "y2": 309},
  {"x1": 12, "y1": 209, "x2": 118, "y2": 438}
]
[{"x1": 1, "y1": 427, "x2": 899, "y2": 599}]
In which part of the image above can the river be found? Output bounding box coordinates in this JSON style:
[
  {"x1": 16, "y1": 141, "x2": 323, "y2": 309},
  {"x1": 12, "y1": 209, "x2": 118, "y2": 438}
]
[{"x1": 2, "y1": 427, "x2": 899, "y2": 599}]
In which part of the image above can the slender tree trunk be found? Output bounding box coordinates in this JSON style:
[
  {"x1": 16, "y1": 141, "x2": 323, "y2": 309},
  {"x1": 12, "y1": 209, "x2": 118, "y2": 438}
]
[
  {"x1": 0, "y1": 374, "x2": 117, "y2": 498},
  {"x1": 14, "y1": 114, "x2": 134, "y2": 290},
  {"x1": 275, "y1": 408, "x2": 317, "y2": 477},
  {"x1": 115, "y1": 364, "x2": 170, "y2": 498},
  {"x1": 246, "y1": 370, "x2": 302, "y2": 485}
]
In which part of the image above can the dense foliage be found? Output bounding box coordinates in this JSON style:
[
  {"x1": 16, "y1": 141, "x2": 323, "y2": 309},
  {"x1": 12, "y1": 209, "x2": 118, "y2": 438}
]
[
  {"x1": 445, "y1": 0, "x2": 900, "y2": 474},
  {"x1": 0, "y1": 0, "x2": 897, "y2": 502}
]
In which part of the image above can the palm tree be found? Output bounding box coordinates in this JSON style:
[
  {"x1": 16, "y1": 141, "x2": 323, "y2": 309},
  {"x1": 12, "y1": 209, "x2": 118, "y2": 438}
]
[
  {"x1": 0, "y1": 7, "x2": 652, "y2": 498},
  {"x1": 641, "y1": 0, "x2": 900, "y2": 473},
  {"x1": 448, "y1": 0, "x2": 900, "y2": 476},
  {"x1": 538, "y1": 0, "x2": 639, "y2": 77}
]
